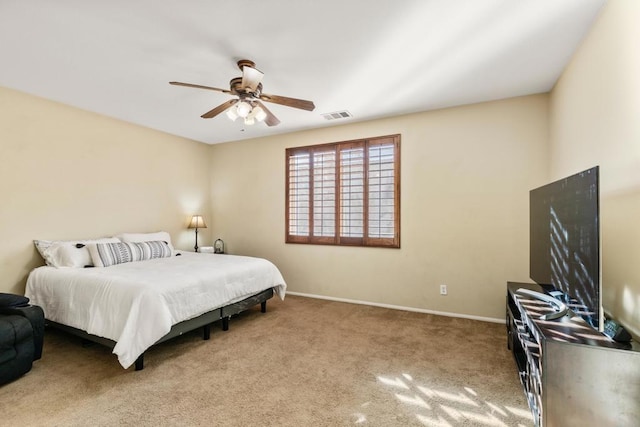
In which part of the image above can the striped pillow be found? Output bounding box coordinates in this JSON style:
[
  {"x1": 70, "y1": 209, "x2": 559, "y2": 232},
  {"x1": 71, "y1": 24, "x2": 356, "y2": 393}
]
[{"x1": 88, "y1": 240, "x2": 172, "y2": 268}]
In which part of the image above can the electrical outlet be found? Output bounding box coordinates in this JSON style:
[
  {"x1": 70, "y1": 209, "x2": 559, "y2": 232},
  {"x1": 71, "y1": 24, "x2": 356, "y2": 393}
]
[{"x1": 440, "y1": 284, "x2": 447, "y2": 295}]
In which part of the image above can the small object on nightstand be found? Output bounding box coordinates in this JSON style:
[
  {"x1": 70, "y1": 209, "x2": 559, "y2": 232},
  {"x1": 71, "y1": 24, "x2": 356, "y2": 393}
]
[
  {"x1": 214, "y1": 239, "x2": 225, "y2": 254},
  {"x1": 199, "y1": 246, "x2": 214, "y2": 254}
]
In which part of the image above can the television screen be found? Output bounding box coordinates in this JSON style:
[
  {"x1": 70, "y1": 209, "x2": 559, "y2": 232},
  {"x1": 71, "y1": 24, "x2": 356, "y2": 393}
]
[{"x1": 529, "y1": 166, "x2": 601, "y2": 329}]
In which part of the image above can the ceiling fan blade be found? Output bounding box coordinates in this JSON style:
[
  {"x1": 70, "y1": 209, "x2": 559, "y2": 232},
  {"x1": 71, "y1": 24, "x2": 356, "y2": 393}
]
[
  {"x1": 201, "y1": 99, "x2": 238, "y2": 119},
  {"x1": 241, "y1": 66, "x2": 264, "y2": 92},
  {"x1": 259, "y1": 93, "x2": 315, "y2": 111},
  {"x1": 255, "y1": 100, "x2": 280, "y2": 127},
  {"x1": 169, "y1": 81, "x2": 230, "y2": 93}
]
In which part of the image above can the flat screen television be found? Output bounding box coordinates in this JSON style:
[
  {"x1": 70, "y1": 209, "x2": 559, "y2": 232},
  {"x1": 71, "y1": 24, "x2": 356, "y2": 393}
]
[{"x1": 529, "y1": 166, "x2": 601, "y2": 330}]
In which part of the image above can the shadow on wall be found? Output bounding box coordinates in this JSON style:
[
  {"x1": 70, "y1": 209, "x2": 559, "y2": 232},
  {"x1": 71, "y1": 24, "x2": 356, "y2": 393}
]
[{"x1": 601, "y1": 187, "x2": 640, "y2": 338}]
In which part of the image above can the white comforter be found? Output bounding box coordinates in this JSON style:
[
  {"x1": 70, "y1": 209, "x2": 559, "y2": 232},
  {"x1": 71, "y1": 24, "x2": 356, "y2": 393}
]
[{"x1": 25, "y1": 252, "x2": 286, "y2": 369}]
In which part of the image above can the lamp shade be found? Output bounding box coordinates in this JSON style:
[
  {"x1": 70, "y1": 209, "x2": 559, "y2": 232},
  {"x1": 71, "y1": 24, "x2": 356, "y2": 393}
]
[{"x1": 188, "y1": 215, "x2": 207, "y2": 229}]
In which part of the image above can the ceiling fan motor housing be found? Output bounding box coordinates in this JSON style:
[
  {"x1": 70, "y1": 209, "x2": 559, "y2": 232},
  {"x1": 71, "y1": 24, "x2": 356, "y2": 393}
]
[
  {"x1": 236, "y1": 59, "x2": 256, "y2": 71},
  {"x1": 229, "y1": 77, "x2": 262, "y2": 97}
]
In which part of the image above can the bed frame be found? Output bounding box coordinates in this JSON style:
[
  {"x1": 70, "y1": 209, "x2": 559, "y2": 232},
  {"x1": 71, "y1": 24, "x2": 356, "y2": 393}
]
[{"x1": 45, "y1": 287, "x2": 274, "y2": 370}]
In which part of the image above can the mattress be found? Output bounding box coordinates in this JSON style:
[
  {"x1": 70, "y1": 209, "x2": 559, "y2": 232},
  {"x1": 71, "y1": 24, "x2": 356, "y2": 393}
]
[{"x1": 25, "y1": 252, "x2": 286, "y2": 368}]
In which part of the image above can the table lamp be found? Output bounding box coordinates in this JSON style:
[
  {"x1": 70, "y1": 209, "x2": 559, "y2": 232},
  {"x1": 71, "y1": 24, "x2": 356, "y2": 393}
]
[{"x1": 188, "y1": 215, "x2": 207, "y2": 252}]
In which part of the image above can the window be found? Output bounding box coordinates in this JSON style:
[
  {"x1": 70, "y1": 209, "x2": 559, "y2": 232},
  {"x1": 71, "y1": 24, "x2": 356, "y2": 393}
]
[{"x1": 286, "y1": 134, "x2": 400, "y2": 248}]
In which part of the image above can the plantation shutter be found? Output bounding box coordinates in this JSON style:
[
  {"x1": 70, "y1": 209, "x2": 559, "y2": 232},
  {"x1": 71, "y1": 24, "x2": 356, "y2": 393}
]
[
  {"x1": 312, "y1": 148, "x2": 337, "y2": 243},
  {"x1": 286, "y1": 134, "x2": 400, "y2": 248},
  {"x1": 287, "y1": 150, "x2": 311, "y2": 242},
  {"x1": 339, "y1": 143, "x2": 365, "y2": 244},
  {"x1": 367, "y1": 138, "x2": 397, "y2": 245}
]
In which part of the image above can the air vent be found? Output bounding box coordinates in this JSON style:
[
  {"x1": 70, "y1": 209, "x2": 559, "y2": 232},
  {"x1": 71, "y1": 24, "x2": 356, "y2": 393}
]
[{"x1": 321, "y1": 110, "x2": 353, "y2": 121}]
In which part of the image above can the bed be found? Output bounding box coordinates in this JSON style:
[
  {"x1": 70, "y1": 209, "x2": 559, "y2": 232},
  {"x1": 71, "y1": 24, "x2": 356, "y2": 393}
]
[{"x1": 25, "y1": 243, "x2": 286, "y2": 370}]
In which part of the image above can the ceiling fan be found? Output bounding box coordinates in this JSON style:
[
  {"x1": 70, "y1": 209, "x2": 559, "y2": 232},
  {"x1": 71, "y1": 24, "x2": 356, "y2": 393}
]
[{"x1": 170, "y1": 59, "x2": 315, "y2": 127}]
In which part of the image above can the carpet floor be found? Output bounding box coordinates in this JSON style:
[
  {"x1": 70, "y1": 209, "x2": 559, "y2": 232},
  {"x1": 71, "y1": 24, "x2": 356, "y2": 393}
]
[{"x1": 1, "y1": 295, "x2": 533, "y2": 426}]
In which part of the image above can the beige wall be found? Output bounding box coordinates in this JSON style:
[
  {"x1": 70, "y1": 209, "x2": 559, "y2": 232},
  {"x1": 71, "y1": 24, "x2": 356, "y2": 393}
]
[
  {"x1": 0, "y1": 87, "x2": 212, "y2": 295},
  {"x1": 549, "y1": 0, "x2": 640, "y2": 336},
  {"x1": 1, "y1": 86, "x2": 547, "y2": 321},
  {"x1": 210, "y1": 95, "x2": 549, "y2": 320}
]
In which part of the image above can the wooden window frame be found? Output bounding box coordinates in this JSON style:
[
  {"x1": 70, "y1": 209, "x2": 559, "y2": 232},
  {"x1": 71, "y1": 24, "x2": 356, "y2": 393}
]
[{"x1": 286, "y1": 134, "x2": 400, "y2": 248}]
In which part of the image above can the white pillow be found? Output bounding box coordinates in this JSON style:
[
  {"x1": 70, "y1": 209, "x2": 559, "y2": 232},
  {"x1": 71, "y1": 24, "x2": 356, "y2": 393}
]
[
  {"x1": 116, "y1": 231, "x2": 175, "y2": 255},
  {"x1": 34, "y1": 237, "x2": 120, "y2": 268},
  {"x1": 88, "y1": 240, "x2": 173, "y2": 268}
]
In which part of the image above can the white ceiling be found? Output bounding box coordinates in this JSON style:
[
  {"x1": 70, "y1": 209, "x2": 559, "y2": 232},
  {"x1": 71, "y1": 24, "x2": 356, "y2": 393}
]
[{"x1": 0, "y1": 0, "x2": 606, "y2": 145}]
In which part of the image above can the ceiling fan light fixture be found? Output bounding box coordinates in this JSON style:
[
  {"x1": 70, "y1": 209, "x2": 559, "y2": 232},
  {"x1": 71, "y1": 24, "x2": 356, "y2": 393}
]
[
  {"x1": 236, "y1": 101, "x2": 252, "y2": 118},
  {"x1": 244, "y1": 117, "x2": 255, "y2": 125},
  {"x1": 226, "y1": 107, "x2": 239, "y2": 121},
  {"x1": 252, "y1": 106, "x2": 267, "y2": 122}
]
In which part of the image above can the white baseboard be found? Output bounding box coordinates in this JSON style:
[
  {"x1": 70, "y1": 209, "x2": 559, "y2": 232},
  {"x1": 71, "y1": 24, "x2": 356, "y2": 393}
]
[{"x1": 286, "y1": 291, "x2": 504, "y2": 324}]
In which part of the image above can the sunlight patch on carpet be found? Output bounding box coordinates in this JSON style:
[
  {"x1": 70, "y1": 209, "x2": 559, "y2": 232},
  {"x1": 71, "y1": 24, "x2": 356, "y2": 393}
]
[
  {"x1": 377, "y1": 375, "x2": 410, "y2": 390},
  {"x1": 352, "y1": 412, "x2": 367, "y2": 424},
  {"x1": 417, "y1": 386, "x2": 479, "y2": 407},
  {"x1": 395, "y1": 393, "x2": 431, "y2": 409},
  {"x1": 504, "y1": 405, "x2": 533, "y2": 418},
  {"x1": 375, "y1": 372, "x2": 533, "y2": 426},
  {"x1": 415, "y1": 414, "x2": 454, "y2": 427},
  {"x1": 352, "y1": 401, "x2": 371, "y2": 424}
]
